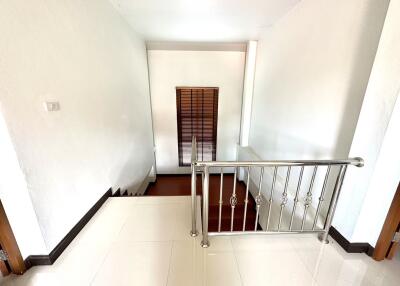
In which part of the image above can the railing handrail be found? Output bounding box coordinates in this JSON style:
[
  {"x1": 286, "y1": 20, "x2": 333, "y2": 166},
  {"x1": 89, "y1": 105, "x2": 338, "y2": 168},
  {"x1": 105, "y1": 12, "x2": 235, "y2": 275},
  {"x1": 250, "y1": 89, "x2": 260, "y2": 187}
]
[{"x1": 194, "y1": 158, "x2": 364, "y2": 167}]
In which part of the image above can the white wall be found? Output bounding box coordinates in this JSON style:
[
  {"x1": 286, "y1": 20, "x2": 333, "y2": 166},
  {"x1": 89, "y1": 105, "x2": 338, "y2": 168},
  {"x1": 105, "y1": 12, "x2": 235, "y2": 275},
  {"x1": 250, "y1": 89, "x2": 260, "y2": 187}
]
[
  {"x1": 247, "y1": 0, "x2": 389, "y2": 240},
  {"x1": 249, "y1": 0, "x2": 389, "y2": 161},
  {"x1": 0, "y1": 0, "x2": 155, "y2": 252},
  {"x1": 148, "y1": 48, "x2": 245, "y2": 173},
  {"x1": 0, "y1": 113, "x2": 46, "y2": 258},
  {"x1": 337, "y1": 0, "x2": 400, "y2": 245}
]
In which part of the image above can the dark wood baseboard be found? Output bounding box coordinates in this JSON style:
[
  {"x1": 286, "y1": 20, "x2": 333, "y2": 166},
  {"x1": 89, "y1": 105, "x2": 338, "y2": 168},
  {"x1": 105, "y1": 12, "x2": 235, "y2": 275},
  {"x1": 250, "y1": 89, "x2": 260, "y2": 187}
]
[
  {"x1": 329, "y1": 226, "x2": 374, "y2": 256},
  {"x1": 25, "y1": 188, "x2": 112, "y2": 269},
  {"x1": 24, "y1": 255, "x2": 51, "y2": 268}
]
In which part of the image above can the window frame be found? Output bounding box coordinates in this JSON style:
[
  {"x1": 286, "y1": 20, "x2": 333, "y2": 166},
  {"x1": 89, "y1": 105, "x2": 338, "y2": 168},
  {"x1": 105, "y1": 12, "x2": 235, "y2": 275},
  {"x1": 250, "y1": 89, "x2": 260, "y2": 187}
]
[{"x1": 176, "y1": 87, "x2": 219, "y2": 166}]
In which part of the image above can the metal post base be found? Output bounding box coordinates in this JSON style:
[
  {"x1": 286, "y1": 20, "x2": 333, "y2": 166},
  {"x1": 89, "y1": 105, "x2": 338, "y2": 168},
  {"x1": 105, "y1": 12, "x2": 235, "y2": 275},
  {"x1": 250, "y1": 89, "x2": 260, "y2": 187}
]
[
  {"x1": 318, "y1": 233, "x2": 329, "y2": 244},
  {"x1": 190, "y1": 230, "x2": 198, "y2": 237},
  {"x1": 201, "y1": 241, "x2": 210, "y2": 248}
]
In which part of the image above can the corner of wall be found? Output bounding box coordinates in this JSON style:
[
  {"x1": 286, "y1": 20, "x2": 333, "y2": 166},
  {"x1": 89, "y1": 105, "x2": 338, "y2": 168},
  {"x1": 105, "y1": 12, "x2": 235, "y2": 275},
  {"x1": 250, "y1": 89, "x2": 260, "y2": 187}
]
[{"x1": 0, "y1": 110, "x2": 47, "y2": 258}]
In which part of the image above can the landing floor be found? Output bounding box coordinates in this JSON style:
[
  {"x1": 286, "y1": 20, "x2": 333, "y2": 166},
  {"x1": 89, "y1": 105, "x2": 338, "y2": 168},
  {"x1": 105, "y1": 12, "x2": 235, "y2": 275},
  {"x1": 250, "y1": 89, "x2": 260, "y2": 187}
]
[{"x1": 2, "y1": 196, "x2": 399, "y2": 286}]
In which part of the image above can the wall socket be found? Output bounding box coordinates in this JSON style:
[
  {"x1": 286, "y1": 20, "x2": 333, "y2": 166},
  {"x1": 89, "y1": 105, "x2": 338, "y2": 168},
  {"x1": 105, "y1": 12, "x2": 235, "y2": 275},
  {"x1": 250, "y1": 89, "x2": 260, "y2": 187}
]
[{"x1": 44, "y1": 101, "x2": 60, "y2": 112}]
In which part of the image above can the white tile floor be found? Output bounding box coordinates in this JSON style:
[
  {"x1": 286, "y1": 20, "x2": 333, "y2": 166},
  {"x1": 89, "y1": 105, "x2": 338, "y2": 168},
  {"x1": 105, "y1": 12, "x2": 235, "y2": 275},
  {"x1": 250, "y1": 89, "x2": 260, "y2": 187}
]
[{"x1": 2, "y1": 196, "x2": 400, "y2": 286}]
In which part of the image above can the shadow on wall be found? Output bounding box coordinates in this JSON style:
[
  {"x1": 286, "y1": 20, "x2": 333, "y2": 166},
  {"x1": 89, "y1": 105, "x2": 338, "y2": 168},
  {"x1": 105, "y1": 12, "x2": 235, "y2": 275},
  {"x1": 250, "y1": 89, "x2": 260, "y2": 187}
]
[{"x1": 333, "y1": 1, "x2": 390, "y2": 157}]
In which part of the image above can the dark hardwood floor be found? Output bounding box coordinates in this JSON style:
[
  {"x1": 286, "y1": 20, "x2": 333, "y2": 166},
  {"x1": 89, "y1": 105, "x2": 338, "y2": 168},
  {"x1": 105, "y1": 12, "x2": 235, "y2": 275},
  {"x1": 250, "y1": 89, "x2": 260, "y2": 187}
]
[{"x1": 145, "y1": 174, "x2": 259, "y2": 231}]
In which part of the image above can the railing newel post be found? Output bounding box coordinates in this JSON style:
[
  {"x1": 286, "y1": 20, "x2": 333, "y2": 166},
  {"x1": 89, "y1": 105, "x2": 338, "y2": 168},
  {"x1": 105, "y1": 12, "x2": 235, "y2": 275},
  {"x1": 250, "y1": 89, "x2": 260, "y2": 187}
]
[
  {"x1": 201, "y1": 166, "x2": 210, "y2": 248},
  {"x1": 190, "y1": 136, "x2": 198, "y2": 237},
  {"x1": 319, "y1": 165, "x2": 348, "y2": 244}
]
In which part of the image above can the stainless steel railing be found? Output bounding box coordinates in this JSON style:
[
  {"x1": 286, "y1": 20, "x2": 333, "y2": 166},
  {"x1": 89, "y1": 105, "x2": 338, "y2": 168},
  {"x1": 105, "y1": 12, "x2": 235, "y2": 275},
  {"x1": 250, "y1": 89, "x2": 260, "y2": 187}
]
[
  {"x1": 190, "y1": 136, "x2": 199, "y2": 237},
  {"x1": 190, "y1": 136, "x2": 364, "y2": 247}
]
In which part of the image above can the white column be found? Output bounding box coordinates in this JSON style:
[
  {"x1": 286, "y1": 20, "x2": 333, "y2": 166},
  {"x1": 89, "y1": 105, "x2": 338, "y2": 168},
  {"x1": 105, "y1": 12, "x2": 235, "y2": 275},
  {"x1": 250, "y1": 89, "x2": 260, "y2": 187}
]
[
  {"x1": 239, "y1": 41, "x2": 257, "y2": 147},
  {"x1": 333, "y1": 0, "x2": 400, "y2": 245}
]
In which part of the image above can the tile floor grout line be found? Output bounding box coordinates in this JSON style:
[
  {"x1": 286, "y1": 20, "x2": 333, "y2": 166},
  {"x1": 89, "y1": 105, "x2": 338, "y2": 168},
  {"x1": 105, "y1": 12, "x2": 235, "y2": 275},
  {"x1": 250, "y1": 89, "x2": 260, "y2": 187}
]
[
  {"x1": 88, "y1": 205, "x2": 132, "y2": 286},
  {"x1": 88, "y1": 240, "x2": 116, "y2": 286},
  {"x1": 165, "y1": 241, "x2": 175, "y2": 286},
  {"x1": 231, "y1": 238, "x2": 245, "y2": 286},
  {"x1": 114, "y1": 214, "x2": 130, "y2": 238},
  {"x1": 290, "y1": 236, "x2": 326, "y2": 285}
]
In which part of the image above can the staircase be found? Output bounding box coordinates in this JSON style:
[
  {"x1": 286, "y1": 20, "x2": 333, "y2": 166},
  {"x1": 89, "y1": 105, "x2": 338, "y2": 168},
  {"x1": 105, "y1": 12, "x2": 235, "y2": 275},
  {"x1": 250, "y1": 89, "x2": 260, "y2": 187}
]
[{"x1": 112, "y1": 188, "x2": 131, "y2": 197}]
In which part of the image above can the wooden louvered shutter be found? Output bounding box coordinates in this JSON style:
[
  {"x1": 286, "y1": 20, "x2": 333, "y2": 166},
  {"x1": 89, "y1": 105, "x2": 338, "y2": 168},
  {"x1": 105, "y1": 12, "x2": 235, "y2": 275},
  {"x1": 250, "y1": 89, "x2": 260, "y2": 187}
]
[{"x1": 176, "y1": 87, "x2": 218, "y2": 166}]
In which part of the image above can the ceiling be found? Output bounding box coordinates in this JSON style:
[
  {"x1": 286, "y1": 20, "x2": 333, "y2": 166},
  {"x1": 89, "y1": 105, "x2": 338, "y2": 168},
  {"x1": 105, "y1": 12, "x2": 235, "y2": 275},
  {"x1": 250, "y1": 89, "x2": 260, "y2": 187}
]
[{"x1": 109, "y1": 0, "x2": 300, "y2": 42}]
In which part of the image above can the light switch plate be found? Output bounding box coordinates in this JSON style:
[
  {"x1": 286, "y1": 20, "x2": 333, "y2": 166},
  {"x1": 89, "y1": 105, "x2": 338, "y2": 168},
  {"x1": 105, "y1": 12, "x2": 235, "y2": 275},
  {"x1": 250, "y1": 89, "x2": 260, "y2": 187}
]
[{"x1": 44, "y1": 101, "x2": 60, "y2": 112}]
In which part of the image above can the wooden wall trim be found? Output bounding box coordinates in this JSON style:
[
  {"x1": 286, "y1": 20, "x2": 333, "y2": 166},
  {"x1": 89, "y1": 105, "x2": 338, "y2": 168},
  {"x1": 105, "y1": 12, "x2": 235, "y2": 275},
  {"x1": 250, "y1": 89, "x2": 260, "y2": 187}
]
[
  {"x1": 0, "y1": 200, "x2": 26, "y2": 275},
  {"x1": 373, "y1": 182, "x2": 400, "y2": 261},
  {"x1": 25, "y1": 188, "x2": 112, "y2": 268},
  {"x1": 0, "y1": 259, "x2": 10, "y2": 276}
]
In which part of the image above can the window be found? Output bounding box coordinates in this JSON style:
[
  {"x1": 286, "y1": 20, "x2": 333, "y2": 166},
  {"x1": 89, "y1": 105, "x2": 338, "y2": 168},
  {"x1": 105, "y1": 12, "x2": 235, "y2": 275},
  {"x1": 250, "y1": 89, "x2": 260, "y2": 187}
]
[{"x1": 176, "y1": 87, "x2": 218, "y2": 166}]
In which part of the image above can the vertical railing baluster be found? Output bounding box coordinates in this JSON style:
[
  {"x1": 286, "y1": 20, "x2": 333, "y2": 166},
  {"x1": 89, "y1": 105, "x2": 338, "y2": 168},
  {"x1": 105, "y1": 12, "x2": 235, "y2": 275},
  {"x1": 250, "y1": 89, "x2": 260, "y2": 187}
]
[
  {"x1": 218, "y1": 168, "x2": 224, "y2": 232},
  {"x1": 242, "y1": 167, "x2": 251, "y2": 231},
  {"x1": 278, "y1": 166, "x2": 291, "y2": 231},
  {"x1": 254, "y1": 167, "x2": 264, "y2": 231},
  {"x1": 266, "y1": 167, "x2": 278, "y2": 230},
  {"x1": 201, "y1": 166, "x2": 210, "y2": 248},
  {"x1": 319, "y1": 165, "x2": 348, "y2": 243},
  {"x1": 301, "y1": 166, "x2": 318, "y2": 231},
  {"x1": 192, "y1": 160, "x2": 359, "y2": 247},
  {"x1": 289, "y1": 166, "x2": 304, "y2": 230},
  {"x1": 230, "y1": 169, "x2": 238, "y2": 231},
  {"x1": 312, "y1": 166, "x2": 331, "y2": 230}
]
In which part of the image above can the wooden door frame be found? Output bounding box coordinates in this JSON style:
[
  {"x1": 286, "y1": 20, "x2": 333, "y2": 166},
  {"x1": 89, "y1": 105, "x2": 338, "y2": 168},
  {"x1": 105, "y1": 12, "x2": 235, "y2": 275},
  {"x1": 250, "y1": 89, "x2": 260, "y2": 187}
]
[
  {"x1": 0, "y1": 259, "x2": 10, "y2": 276},
  {"x1": 373, "y1": 182, "x2": 400, "y2": 261},
  {"x1": 0, "y1": 200, "x2": 26, "y2": 275}
]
